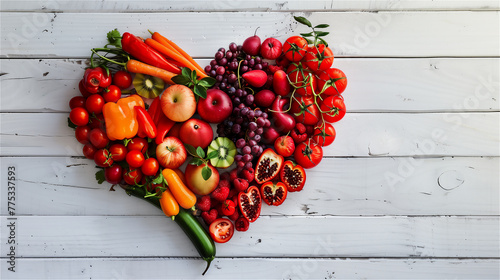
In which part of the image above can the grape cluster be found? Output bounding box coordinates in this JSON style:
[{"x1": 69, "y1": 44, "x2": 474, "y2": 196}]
[
  {"x1": 204, "y1": 43, "x2": 269, "y2": 107},
  {"x1": 217, "y1": 103, "x2": 271, "y2": 171}
]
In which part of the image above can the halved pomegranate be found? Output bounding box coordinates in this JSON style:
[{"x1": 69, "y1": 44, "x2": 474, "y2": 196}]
[
  {"x1": 261, "y1": 181, "x2": 288, "y2": 206},
  {"x1": 280, "y1": 161, "x2": 306, "y2": 192},
  {"x1": 238, "y1": 186, "x2": 262, "y2": 223},
  {"x1": 254, "y1": 148, "x2": 284, "y2": 184}
]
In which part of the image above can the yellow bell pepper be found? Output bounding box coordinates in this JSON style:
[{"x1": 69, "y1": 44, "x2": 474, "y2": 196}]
[{"x1": 103, "y1": 94, "x2": 145, "y2": 141}]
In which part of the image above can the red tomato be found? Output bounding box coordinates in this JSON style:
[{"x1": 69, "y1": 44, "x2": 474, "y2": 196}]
[
  {"x1": 287, "y1": 64, "x2": 317, "y2": 97},
  {"x1": 75, "y1": 125, "x2": 91, "y2": 144},
  {"x1": 221, "y1": 200, "x2": 236, "y2": 216},
  {"x1": 320, "y1": 95, "x2": 346, "y2": 123},
  {"x1": 88, "y1": 113, "x2": 105, "y2": 130},
  {"x1": 69, "y1": 96, "x2": 85, "y2": 109},
  {"x1": 127, "y1": 137, "x2": 148, "y2": 153},
  {"x1": 304, "y1": 44, "x2": 334, "y2": 72},
  {"x1": 102, "y1": 85, "x2": 122, "y2": 103},
  {"x1": 126, "y1": 150, "x2": 145, "y2": 168},
  {"x1": 141, "y1": 158, "x2": 159, "y2": 176},
  {"x1": 109, "y1": 143, "x2": 127, "y2": 162},
  {"x1": 312, "y1": 122, "x2": 336, "y2": 147},
  {"x1": 290, "y1": 95, "x2": 321, "y2": 125},
  {"x1": 113, "y1": 70, "x2": 133, "y2": 89},
  {"x1": 94, "y1": 149, "x2": 113, "y2": 167},
  {"x1": 316, "y1": 68, "x2": 347, "y2": 95},
  {"x1": 69, "y1": 107, "x2": 89, "y2": 126},
  {"x1": 89, "y1": 128, "x2": 109, "y2": 149},
  {"x1": 294, "y1": 140, "x2": 323, "y2": 169},
  {"x1": 209, "y1": 218, "x2": 234, "y2": 243},
  {"x1": 85, "y1": 94, "x2": 105, "y2": 115},
  {"x1": 123, "y1": 168, "x2": 144, "y2": 186},
  {"x1": 282, "y1": 36, "x2": 308, "y2": 62},
  {"x1": 82, "y1": 143, "x2": 96, "y2": 159}
]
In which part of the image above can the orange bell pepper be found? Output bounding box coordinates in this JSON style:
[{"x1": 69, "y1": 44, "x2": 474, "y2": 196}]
[{"x1": 103, "y1": 94, "x2": 145, "y2": 141}]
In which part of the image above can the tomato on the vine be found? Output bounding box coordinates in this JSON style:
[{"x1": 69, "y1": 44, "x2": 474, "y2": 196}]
[
  {"x1": 126, "y1": 150, "x2": 145, "y2": 168},
  {"x1": 75, "y1": 125, "x2": 91, "y2": 144},
  {"x1": 88, "y1": 113, "x2": 105, "y2": 130},
  {"x1": 290, "y1": 95, "x2": 321, "y2": 125},
  {"x1": 127, "y1": 137, "x2": 148, "y2": 153},
  {"x1": 141, "y1": 158, "x2": 159, "y2": 176},
  {"x1": 209, "y1": 218, "x2": 234, "y2": 243},
  {"x1": 69, "y1": 107, "x2": 89, "y2": 126},
  {"x1": 113, "y1": 70, "x2": 133, "y2": 89},
  {"x1": 282, "y1": 36, "x2": 308, "y2": 62},
  {"x1": 316, "y1": 68, "x2": 347, "y2": 95},
  {"x1": 109, "y1": 143, "x2": 127, "y2": 162},
  {"x1": 85, "y1": 94, "x2": 105, "y2": 115},
  {"x1": 287, "y1": 64, "x2": 317, "y2": 97},
  {"x1": 312, "y1": 122, "x2": 336, "y2": 147},
  {"x1": 123, "y1": 168, "x2": 144, "y2": 186},
  {"x1": 94, "y1": 149, "x2": 113, "y2": 167},
  {"x1": 304, "y1": 44, "x2": 334, "y2": 72},
  {"x1": 294, "y1": 140, "x2": 323, "y2": 169},
  {"x1": 102, "y1": 85, "x2": 122, "y2": 103},
  {"x1": 320, "y1": 95, "x2": 346, "y2": 123},
  {"x1": 69, "y1": 96, "x2": 85, "y2": 109}
]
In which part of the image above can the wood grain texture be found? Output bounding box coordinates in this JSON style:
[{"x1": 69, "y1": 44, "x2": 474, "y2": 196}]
[
  {"x1": 1, "y1": 12, "x2": 498, "y2": 58},
  {"x1": 1, "y1": 58, "x2": 498, "y2": 113},
  {"x1": 1, "y1": 258, "x2": 498, "y2": 279},
  {"x1": 1, "y1": 156, "x2": 497, "y2": 216},
  {"x1": 0, "y1": 215, "x2": 498, "y2": 258}
]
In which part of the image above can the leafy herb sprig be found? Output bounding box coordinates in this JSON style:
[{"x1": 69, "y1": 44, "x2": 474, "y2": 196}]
[
  {"x1": 184, "y1": 144, "x2": 218, "y2": 180},
  {"x1": 294, "y1": 16, "x2": 330, "y2": 46},
  {"x1": 172, "y1": 68, "x2": 216, "y2": 99}
]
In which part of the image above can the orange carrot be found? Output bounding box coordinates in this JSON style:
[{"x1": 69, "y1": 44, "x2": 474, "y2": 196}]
[
  {"x1": 145, "y1": 38, "x2": 208, "y2": 79},
  {"x1": 126, "y1": 59, "x2": 175, "y2": 85}
]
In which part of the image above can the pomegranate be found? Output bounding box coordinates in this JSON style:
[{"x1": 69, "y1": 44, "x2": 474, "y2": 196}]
[
  {"x1": 280, "y1": 160, "x2": 306, "y2": 192},
  {"x1": 238, "y1": 186, "x2": 262, "y2": 223},
  {"x1": 254, "y1": 148, "x2": 284, "y2": 184},
  {"x1": 260, "y1": 181, "x2": 288, "y2": 206}
]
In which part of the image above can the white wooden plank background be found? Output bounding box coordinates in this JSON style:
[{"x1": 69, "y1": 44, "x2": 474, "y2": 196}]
[{"x1": 0, "y1": 1, "x2": 499, "y2": 279}]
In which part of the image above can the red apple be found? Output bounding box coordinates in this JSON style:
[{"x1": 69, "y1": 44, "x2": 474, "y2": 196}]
[
  {"x1": 161, "y1": 84, "x2": 196, "y2": 122},
  {"x1": 156, "y1": 137, "x2": 187, "y2": 169},
  {"x1": 197, "y1": 89, "x2": 233, "y2": 123},
  {"x1": 274, "y1": 135, "x2": 295, "y2": 157},
  {"x1": 260, "y1": 37, "x2": 283, "y2": 60},
  {"x1": 179, "y1": 118, "x2": 213, "y2": 149},
  {"x1": 185, "y1": 163, "x2": 220, "y2": 195}
]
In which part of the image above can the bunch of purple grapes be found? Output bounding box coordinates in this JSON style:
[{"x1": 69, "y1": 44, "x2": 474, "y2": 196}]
[
  {"x1": 216, "y1": 103, "x2": 271, "y2": 171},
  {"x1": 204, "y1": 42, "x2": 269, "y2": 107}
]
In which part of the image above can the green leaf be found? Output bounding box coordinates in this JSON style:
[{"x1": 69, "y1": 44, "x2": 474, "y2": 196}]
[
  {"x1": 184, "y1": 144, "x2": 197, "y2": 157},
  {"x1": 181, "y1": 67, "x2": 191, "y2": 78},
  {"x1": 294, "y1": 16, "x2": 312, "y2": 27},
  {"x1": 67, "y1": 117, "x2": 77, "y2": 129},
  {"x1": 317, "y1": 37, "x2": 329, "y2": 47},
  {"x1": 198, "y1": 77, "x2": 216, "y2": 88},
  {"x1": 95, "y1": 169, "x2": 106, "y2": 184},
  {"x1": 206, "y1": 150, "x2": 219, "y2": 160},
  {"x1": 152, "y1": 173, "x2": 164, "y2": 185},
  {"x1": 106, "y1": 29, "x2": 122, "y2": 48},
  {"x1": 189, "y1": 158, "x2": 204, "y2": 166},
  {"x1": 314, "y1": 24, "x2": 330, "y2": 29},
  {"x1": 193, "y1": 84, "x2": 207, "y2": 99},
  {"x1": 196, "y1": 146, "x2": 206, "y2": 159},
  {"x1": 191, "y1": 69, "x2": 198, "y2": 81},
  {"x1": 300, "y1": 32, "x2": 314, "y2": 37},
  {"x1": 305, "y1": 38, "x2": 314, "y2": 45},
  {"x1": 171, "y1": 74, "x2": 190, "y2": 85},
  {"x1": 201, "y1": 165, "x2": 212, "y2": 181},
  {"x1": 315, "y1": 31, "x2": 330, "y2": 37}
]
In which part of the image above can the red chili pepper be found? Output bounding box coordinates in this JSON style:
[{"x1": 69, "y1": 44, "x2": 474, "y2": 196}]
[
  {"x1": 121, "y1": 32, "x2": 181, "y2": 75},
  {"x1": 155, "y1": 113, "x2": 175, "y2": 145},
  {"x1": 135, "y1": 106, "x2": 157, "y2": 139},
  {"x1": 148, "y1": 97, "x2": 162, "y2": 126}
]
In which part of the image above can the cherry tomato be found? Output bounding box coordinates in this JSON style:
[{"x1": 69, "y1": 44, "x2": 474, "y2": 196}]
[
  {"x1": 209, "y1": 218, "x2": 234, "y2": 243},
  {"x1": 113, "y1": 70, "x2": 133, "y2": 89},
  {"x1": 127, "y1": 137, "x2": 148, "y2": 153},
  {"x1": 316, "y1": 68, "x2": 347, "y2": 96},
  {"x1": 88, "y1": 113, "x2": 105, "y2": 130},
  {"x1": 282, "y1": 36, "x2": 308, "y2": 62},
  {"x1": 304, "y1": 44, "x2": 334, "y2": 72},
  {"x1": 141, "y1": 158, "x2": 159, "y2": 176},
  {"x1": 109, "y1": 143, "x2": 127, "y2": 162},
  {"x1": 294, "y1": 140, "x2": 323, "y2": 169},
  {"x1": 105, "y1": 164, "x2": 123, "y2": 184},
  {"x1": 221, "y1": 200, "x2": 236, "y2": 216},
  {"x1": 82, "y1": 143, "x2": 96, "y2": 159},
  {"x1": 102, "y1": 85, "x2": 122, "y2": 103},
  {"x1": 126, "y1": 150, "x2": 145, "y2": 168},
  {"x1": 94, "y1": 149, "x2": 113, "y2": 167},
  {"x1": 79, "y1": 79, "x2": 92, "y2": 98},
  {"x1": 69, "y1": 107, "x2": 89, "y2": 126},
  {"x1": 89, "y1": 128, "x2": 109, "y2": 149},
  {"x1": 312, "y1": 122, "x2": 336, "y2": 147},
  {"x1": 124, "y1": 168, "x2": 143, "y2": 186},
  {"x1": 85, "y1": 94, "x2": 105, "y2": 115},
  {"x1": 320, "y1": 95, "x2": 346, "y2": 123},
  {"x1": 75, "y1": 125, "x2": 91, "y2": 144},
  {"x1": 69, "y1": 96, "x2": 85, "y2": 109}
]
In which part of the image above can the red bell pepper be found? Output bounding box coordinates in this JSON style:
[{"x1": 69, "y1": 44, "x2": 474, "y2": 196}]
[
  {"x1": 121, "y1": 32, "x2": 181, "y2": 75},
  {"x1": 83, "y1": 67, "x2": 111, "y2": 92},
  {"x1": 135, "y1": 106, "x2": 157, "y2": 139}
]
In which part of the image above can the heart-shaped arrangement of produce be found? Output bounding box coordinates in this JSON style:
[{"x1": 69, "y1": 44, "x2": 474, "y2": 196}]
[{"x1": 67, "y1": 16, "x2": 347, "y2": 275}]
